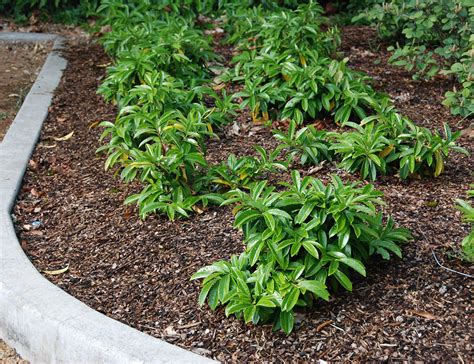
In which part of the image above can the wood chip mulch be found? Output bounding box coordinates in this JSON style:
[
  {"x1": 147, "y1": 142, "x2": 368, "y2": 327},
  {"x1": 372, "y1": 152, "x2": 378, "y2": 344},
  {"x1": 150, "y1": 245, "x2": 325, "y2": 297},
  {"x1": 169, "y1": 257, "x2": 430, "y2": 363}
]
[
  {"x1": 0, "y1": 339, "x2": 28, "y2": 364},
  {"x1": 13, "y1": 26, "x2": 473, "y2": 362},
  {"x1": 0, "y1": 40, "x2": 51, "y2": 140}
]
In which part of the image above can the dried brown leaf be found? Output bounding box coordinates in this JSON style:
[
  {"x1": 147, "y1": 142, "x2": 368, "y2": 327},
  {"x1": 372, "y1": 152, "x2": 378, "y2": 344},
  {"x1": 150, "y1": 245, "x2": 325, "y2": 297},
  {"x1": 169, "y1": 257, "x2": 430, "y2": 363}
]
[{"x1": 43, "y1": 265, "x2": 69, "y2": 275}]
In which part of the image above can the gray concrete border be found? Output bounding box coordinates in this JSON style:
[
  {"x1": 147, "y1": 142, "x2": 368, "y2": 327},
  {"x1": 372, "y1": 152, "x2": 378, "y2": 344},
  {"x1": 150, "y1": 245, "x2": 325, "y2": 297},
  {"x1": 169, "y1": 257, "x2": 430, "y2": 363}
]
[
  {"x1": 0, "y1": 32, "x2": 58, "y2": 42},
  {"x1": 0, "y1": 33, "x2": 215, "y2": 363}
]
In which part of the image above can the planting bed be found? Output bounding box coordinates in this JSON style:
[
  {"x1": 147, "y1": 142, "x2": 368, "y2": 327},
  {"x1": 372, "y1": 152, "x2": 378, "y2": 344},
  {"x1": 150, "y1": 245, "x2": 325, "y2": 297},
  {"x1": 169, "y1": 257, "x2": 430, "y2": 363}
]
[
  {"x1": 0, "y1": 339, "x2": 27, "y2": 364},
  {"x1": 0, "y1": 41, "x2": 51, "y2": 140},
  {"x1": 13, "y1": 26, "x2": 473, "y2": 362}
]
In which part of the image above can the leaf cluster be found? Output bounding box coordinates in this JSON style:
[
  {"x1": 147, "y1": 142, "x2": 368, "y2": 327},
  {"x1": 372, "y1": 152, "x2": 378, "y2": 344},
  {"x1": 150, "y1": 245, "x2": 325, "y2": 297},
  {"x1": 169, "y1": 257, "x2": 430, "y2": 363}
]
[
  {"x1": 226, "y1": 3, "x2": 396, "y2": 126},
  {"x1": 208, "y1": 146, "x2": 289, "y2": 190},
  {"x1": 0, "y1": 0, "x2": 98, "y2": 24},
  {"x1": 192, "y1": 172, "x2": 412, "y2": 333},
  {"x1": 353, "y1": 0, "x2": 474, "y2": 117},
  {"x1": 96, "y1": 2, "x2": 242, "y2": 220},
  {"x1": 329, "y1": 118, "x2": 468, "y2": 180},
  {"x1": 456, "y1": 185, "x2": 474, "y2": 262},
  {"x1": 232, "y1": 50, "x2": 385, "y2": 125}
]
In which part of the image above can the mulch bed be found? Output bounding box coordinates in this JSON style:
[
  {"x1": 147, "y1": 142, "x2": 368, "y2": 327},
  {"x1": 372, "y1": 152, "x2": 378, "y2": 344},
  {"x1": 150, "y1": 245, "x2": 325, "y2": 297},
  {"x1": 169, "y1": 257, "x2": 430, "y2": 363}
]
[
  {"x1": 13, "y1": 26, "x2": 473, "y2": 362},
  {"x1": 0, "y1": 339, "x2": 28, "y2": 364},
  {"x1": 0, "y1": 40, "x2": 51, "y2": 140}
]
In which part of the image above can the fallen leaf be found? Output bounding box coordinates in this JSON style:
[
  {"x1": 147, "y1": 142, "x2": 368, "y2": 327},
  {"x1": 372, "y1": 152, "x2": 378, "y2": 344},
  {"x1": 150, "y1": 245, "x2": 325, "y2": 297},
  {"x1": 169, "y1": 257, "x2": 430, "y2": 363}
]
[
  {"x1": 192, "y1": 348, "x2": 212, "y2": 356},
  {"x1": 29, "y1": 160, "x2": 38, "y2": 169},
  {"x1": 89, "y1": 120, "x2": 101, "y2": 129},
  {"x1": 177, "y1": 321, "x2": 201, "y2": 329},
  {"x1": 308, "y1": 162, "x2": 326, "y2": 175},
  {"x1": 204, "y1": 27, "x2": 224, "y2": 35},
  {"x1": 30, "y1": 188, "x2": 41, "y2": 197},
  {"x1": 43, "y1": 265, "x2": 69, "y2": 275},
  {"x1": 39, "y1": 143, "x2": 57, "y2": 149},
  {"x1": 192, "y1": 205, "x2": 204, "y2": 214},
  {"x1": 316, "y1": 320, "x2": 333, "y2": 332},
  {"x1": 460, "y1": 126, "x2": 473, "y2": 139},
  {"x1": 313, "y1": 121, "x2": 325, "y2": 130},
  {"x1": 410, "y1": 310, "x2": 438, "y2": 320},
  {"x1": 163, "y1": 325, "x2": 179, "y2": 337},
  {"x1": 212, "y1": 83, "x2": 226, "y2": 91},
  {"x1": 53, "y1": 131, "x2": 74, "y2": 141},
  {"x1": 229, "y1": 122, "x2": 241, "y2": 136},
  {"x1": 99, "y1": 25, "x2": 111, "y2": 34}
]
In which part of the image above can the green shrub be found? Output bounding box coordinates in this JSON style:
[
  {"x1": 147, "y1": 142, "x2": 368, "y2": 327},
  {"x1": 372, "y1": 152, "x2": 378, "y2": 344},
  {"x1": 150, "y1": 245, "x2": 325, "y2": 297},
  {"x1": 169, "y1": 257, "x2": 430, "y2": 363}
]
[
  {"x1": 226, "y1": 2, "x2": 404, "y2": 126},
  {"x1": 232, "y1": 49, "x2": 386, "y2": 125},
  {"x1": 96, "y1": 3, "x2": 231, "y2": 220},
  {"x1": 0, "y1": 0, "x2": 98, "y2": 24},
  {"x1": 97, "y1": 18, "x2": 217, "y2": 102},
  {"x1": 272, "y1": 116, "x2": 468, "y2": 182},
  {"x1": 441, "y1": 36, "x2": 474, "y2": 117},
  {"x1": 193, "y1": 171, "x2": 412, "y2": 333},
  {"x1": 273, "y1": 120, "x2": 332, "y2": 165},
  {"x1": 329, "y1": 120, "x2": 468, "y2": 180},
  {"x1": 99, "y1": 107, "x2": 214, "y2": 219},
  {"x1": 225, "y1": 1, "x2": 339, "y2": 55},
  {"x1": 353, "y1": 0, "x2": 474, "y2": 117},
  {"x1": 329, "y1": 122, "x2": 393, "y2": 180},
  {"x1": 207, "y1": 146, "x2": 289, "y2": 190},
  {"x1": 456, "y1": 186, "x2": 474, "y2": 262}
]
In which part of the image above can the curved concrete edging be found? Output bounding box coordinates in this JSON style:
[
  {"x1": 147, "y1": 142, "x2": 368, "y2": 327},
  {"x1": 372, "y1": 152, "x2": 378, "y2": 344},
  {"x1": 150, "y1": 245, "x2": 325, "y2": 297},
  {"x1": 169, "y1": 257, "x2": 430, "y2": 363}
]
[{"x1": 0, "y1": 33, "x2": 215, "y2": 363}]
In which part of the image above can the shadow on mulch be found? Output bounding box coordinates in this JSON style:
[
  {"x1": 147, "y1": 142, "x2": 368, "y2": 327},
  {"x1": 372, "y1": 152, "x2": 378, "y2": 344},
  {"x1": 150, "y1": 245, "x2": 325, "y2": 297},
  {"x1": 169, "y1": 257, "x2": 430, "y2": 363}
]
[{"x1": 14, "y1": 26, "x2": 473, "y2": 362}]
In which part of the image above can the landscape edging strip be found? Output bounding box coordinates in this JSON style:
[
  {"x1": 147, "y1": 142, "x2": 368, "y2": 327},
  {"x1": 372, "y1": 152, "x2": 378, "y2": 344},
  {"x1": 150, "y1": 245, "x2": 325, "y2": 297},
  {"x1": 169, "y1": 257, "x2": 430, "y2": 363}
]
[{"x1": 0, "y1": 33, "x2": 215, "y2": 364}]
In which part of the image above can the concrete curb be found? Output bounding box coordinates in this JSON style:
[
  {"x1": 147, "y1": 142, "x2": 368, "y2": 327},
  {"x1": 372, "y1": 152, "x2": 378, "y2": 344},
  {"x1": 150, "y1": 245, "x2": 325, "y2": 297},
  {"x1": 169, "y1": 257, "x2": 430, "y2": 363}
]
[
  {"x1": 0, "y1": 32, "x2": 58, "y2": 42},
  {"x1": 0, "y1": 34, "x2": 215, "y2": 363}
]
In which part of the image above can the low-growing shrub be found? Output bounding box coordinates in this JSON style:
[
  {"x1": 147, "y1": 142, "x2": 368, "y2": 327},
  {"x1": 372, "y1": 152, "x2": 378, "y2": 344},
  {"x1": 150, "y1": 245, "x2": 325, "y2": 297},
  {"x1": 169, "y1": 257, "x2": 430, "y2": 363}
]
[
  {"x1": 225, "y1": 1, "x2": 340, "y2": 56},
  {"x1": 328, "y1": 119, "x2": 468, "y2": 180},
  {"x1": 329, "y1": 122, "x2": 393, "y2": 180},
  {"x1": 232, "y1": 50, "x2": 385, "y2": 125},
  {"x1": 96, "y1": 1, "x2": 245, "y2": 219},
  {"x1": 226, "y1": 2, "x2": 402, "y2": 126},
  {"x1": 273, "y1": 120, "x2": 332, "y2": 165},
  {"x1": 272, "y1": 117, "x2": 468, "y2": 181},
  {"x1": 193, "y1": 172, "x2": 412, "y2": 333},
  {"x1": 208, "y1": 146, "x2": 289, "y2": 190},
  {"x1": 97, "y1": 18, "x2": 217, "y2": 103},
  {"x1": 99, "y1": 107, "x2": 215, "y2": 218},
  {"x1": 0, "y1": 0, "x2": 98, "y2": 24},
  {"x1": 352, "y1": 0, "x2": 474, "y2": 117},
  {"x1": 456, "y1": 186, "x2": 474, "y2": 262}
]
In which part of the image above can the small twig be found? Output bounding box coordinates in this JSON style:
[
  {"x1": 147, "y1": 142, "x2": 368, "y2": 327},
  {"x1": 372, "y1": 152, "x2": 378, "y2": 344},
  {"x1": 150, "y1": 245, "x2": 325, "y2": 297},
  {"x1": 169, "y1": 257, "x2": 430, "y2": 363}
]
[
  {"x1": 432, "y1": 250, "x2": 474, "y2": 279},
  {"x1": 329, "y1": 323, "x2": 346, "y2": 333},
  {"x1": 455, "y1": 112, "x2": 473, "y2": 125}
]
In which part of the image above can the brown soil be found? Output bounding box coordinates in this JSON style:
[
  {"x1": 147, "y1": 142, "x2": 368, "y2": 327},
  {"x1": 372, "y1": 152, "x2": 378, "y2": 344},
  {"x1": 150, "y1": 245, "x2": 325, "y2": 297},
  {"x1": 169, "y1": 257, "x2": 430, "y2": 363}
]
[
  {"x1": 13, "y1": 27, "x2": 473, "y2": 362},
  {"x1": 0, "y1": 41, "x2": 51, "y2": 140},
  {"x1": 0, "y1": 339, "x2": 28, "y2": 364}
]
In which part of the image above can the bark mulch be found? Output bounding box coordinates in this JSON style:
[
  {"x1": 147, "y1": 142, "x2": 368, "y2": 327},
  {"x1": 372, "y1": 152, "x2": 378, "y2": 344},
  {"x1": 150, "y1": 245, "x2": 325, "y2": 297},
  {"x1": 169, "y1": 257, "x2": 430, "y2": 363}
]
[
  {"x1": 0, "y1": 339, "x2": 28, "y2": 364},
  {"x1": 0, "y1": 40, "x2": 51, "y2": 140},
  {"x1": 13, "y1": 26, "x2": 473, "y2": 362}
]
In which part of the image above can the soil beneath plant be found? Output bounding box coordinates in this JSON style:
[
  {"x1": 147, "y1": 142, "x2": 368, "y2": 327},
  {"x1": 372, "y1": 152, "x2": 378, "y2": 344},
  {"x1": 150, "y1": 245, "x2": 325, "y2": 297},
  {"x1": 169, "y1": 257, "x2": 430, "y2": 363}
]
[
  {"x1": 0, "y1": 40, "x2": 51, "y2": 141},
  {"x1": 13, "y1": 26, "x2": 473, "y2": 362}
]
